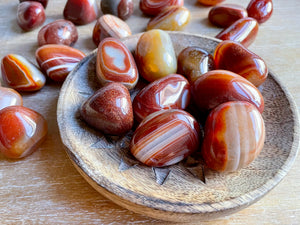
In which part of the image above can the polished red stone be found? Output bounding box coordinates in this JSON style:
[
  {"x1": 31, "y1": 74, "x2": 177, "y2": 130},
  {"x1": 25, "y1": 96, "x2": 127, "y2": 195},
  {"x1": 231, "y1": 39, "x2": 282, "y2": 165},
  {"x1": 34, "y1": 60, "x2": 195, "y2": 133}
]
[
  {"x1": 1, "y1": 54, "x2": 46, "y2": 91},
  {"x1": 247, "y1": 0, "x2": 273, "y2": 24},
  {"x1": 177, "y1": 46, "x2": 215, "y2": 83},
  {"x1": 202, "y1": 101, "x2": 265, "y2": 172},
  {"x1": 208, "y1": 4, "x2": 248, "y2": 28},
  {"x1": 197, "y1": 0, "x2": 225, "y2": 6},
  {"x1": 133, "y1": 74, "x2": 191, "y2": 123},
  {"x1": 147, "y1": 6, "x2": 190, "y2": 31},
  {"x1": 0, "y1": 106, "x2": 48, "y2": 159},
  {"x1": 38, "y1": 19, "x2": 78, "y2": 46},
  {"x1": 140, "y1": 0, "x2": 184, "y2": 16},
  {"x1": 96, "y1": 38, "x2": 138, "y2": 89},
  {"x1": 135, "y1": 29, "x2": 177, "y2": 82},
  {"x1": 92, "y1": 15, "x2": 132, "y2": 47},
  {"x1": 215, "y1": 17, "x2": 259, "y2": 47},
  {"x1": 191, "y1": 70, "x2": 264, "y2": 113},
  {"x1": 130, "y1": 109, "x2": 200, "y2": 167},
  {"x1": 19, "y1": 0, "x2": 48, "y2": 8},
  {"x1": 63, "y1": 0, "x2": 99, "y2": 25},
  {"x1": 0, "y1": 87, "x2": 23, "y2": 110},
  {"x1": 36, "y1": 44, "x2": 85, "y2": 82},
  {"x1": 80, "y1": 82, "x2": 133, "y2": 135},
  {"x1": 101, "y1": 0, "x2": 134, "y2": 20},
  {"x1": 214, "y1": 40, "x2": 268, "y2": 87},
  {"x1": 17, "y1": 1, "x2": 45, "y2": 31}
]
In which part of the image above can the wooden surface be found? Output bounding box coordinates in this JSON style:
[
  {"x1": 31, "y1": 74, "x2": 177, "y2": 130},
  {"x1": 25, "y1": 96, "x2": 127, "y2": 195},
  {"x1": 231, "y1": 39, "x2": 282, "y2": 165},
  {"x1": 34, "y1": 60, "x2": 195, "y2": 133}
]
[{"x1": 0, "y1": 0, "x2": 299, "y2": 224}]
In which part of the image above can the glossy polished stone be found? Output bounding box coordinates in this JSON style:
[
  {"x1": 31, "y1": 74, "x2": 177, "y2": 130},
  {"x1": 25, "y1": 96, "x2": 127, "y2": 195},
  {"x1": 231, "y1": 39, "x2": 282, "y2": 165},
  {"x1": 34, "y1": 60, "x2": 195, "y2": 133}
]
[
  {"x1": 36, "y1": 44, "x2": 85, "y2": 82},
  {"x1": 214, "y1": 40, "x2": 268, "y2": 87},
  {"x1": 63, "y1": 0, "x2": 99, "y2": 25},
  {"x1": 1, "y1": 54, "x2": 46, "y2": 91},
  {"x1": 130, "y1": 109, "x2": 200, "y2": 167},
  {"x1": 17, "y1": 1, "x2": 45, "y2": 31},
  {"x1": 92, "y1": 14, "x2": 132, "y2": 47},
  {"x1": 216, "y1": 17, "x2": 259, "y2": 47},
  {"x1": 147, "y1": 6, "x2": 190, "y2": 31},
  {"x1": 197, "y1": 0, "x2": 225, "y2": 6},
  {"x1": 208, "y1": 4, "x2": 248, "y2": 28},
  {"x1": 0, "y1": 106, "x2": 48, "y2": 159},
  {"x1": 133, "y1": 74, "x2": 191, "y2": 123},
  {"x1": 101, "y1": 0, "x2": 134, "y2": 20},
  {"x1": 247, "y1": 0, "x2": 273, "y2": 24},
  {"x1": 140, "y1": 0, "x2": 184, "y2": 16},
  {"x1": 0, "y1": 87, "x2": 23, "y2": 110},
  {"x1": 191, "y1": 70, "x2": 264, "y2": 113},
  {"x1": 202, "y1": 101, "x2": 265, "y2": 172},
  {"x1": 96, "y1": 37, "x2": 138, "y2": 90},
  {"x1": 135, "y1": 29, "x2": 177, "y2": 82},
  {"x1": 37, "y1": 19, "x2": 78, "y2": 46},
  {"x1": 80, "y1": 83, "x2": 133, "y2": 135},
  {"x1": 19, "y1": 0, "x2": 48, "y2": 8},
  {"x1": 177, "y1": 46, "x2": 215, "y2": 83}
]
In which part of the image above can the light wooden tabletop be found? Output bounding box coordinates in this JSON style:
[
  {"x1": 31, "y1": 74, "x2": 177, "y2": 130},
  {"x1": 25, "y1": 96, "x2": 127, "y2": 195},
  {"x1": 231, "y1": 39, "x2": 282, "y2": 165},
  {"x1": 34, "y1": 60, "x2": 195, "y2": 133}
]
[{"x1": 0, "y1": 0, "x2": 299, "y2": 224}]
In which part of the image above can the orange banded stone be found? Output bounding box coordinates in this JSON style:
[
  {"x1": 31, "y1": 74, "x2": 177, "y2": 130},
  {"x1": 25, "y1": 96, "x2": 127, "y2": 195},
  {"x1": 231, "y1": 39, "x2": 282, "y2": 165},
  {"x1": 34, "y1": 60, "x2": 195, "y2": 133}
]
[
  {"x1": 1, "y1": 54, "x2": 46, "y2": 91},
  {"x1": 35, "y1": 44, "x2": 85, "y2": 82},
  {"x1": 202, "y1": 101, "x2": 265, "y2": 172},
  {"x1": 216, "y1": 17, "x2": 259, "y2": 47},
  {"x1": 197, "y1": 0, "x2": 225, "y2": 6},
  {"x1": 133, "y1": 74, "x2": 191, "y2": 123},
  {"x1": 214, "y1": 40, "x2": 268, "y2": 87},
  {"x1": 191, "y1": 70, "x2": 264, "y2": 113},
  {"x1": 0, "y1": 105, "x2": 48, "y2": 159},
  {"x1": 130, "y1": 109, "x2": 200, "y2": 167},
  {"x1": 140, "y1": 0, "x2": 184, "y2": 16},
  {"x1": 0, "y1": 87, "x2": 23, "y2": 110},
  {"x1": 147, "y1": 6, "x2": 191, "y2": 31},
  {"x1": 208, "y1": 4, "x2": 248, "y2": 28},
  {"x1": 92, "y1": 14, "x2": 132, "y2": 47},
  {"x1": 135, "y1": 29, "x2": 177, "y2": 82},
  {"x1": 96, "y1": 38, "x2": 138, "y2": 90}
]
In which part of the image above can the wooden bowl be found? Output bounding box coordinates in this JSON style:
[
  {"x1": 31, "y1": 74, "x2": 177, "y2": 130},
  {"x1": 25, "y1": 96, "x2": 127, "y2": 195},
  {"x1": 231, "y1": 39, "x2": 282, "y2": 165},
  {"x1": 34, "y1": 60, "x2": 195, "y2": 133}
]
[{"x1": 57, "y1": 32, "x2": 299, "y2": 222}]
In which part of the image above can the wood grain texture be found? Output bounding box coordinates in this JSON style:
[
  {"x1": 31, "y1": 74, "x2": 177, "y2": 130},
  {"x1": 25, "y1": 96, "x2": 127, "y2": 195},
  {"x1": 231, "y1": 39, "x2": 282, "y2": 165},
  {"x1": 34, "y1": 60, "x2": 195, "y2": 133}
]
[{"x1": 1, "y1": 0, "x2": 300, "y2": 224}]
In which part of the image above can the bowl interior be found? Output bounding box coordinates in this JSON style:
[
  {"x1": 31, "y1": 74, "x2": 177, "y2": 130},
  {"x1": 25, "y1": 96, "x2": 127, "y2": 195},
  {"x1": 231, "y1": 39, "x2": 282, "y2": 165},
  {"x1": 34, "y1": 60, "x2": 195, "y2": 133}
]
[{"x1": 57, "y1": 32, "x2": 299, "y2": 220}]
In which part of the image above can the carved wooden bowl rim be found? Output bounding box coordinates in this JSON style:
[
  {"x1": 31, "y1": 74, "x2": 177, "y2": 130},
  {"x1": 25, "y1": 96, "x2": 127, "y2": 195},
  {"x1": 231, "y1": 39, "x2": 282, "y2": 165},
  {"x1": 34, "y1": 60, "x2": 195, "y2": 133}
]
[{"x1": 57, "y1": 31, "x2": 300, "y2": 222}]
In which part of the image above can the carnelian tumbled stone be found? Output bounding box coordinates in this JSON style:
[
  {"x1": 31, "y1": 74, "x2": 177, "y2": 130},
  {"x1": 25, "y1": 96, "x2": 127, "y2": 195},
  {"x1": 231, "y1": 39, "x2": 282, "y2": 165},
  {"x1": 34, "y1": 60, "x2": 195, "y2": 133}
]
[
  {"x1": 208, "y1": 4, "x2": 248, "y2": 28},
  {"x1": 96, "y1": 37, "x2": 138, "y2": 90},
  {"x1": 101, "y1": 0, "x2": 134, "y2": 21},
  {"x1": 38, "y1": 19, "x2": 78, "y2": 46},
  {"x1": 63, "y1": 0, "x2": 99, "y2": 25},
  {"x1": 80, "y1": 83, "x2": 133, "y2": 135},
  {"x1": 133, "y1": 74, "x2": 191, "y2": 123},
  {"x1": 177, "y1": 46, "x2": 215, "y2": 83},
  {"x1": 202, "y1": 101, "x2": 265, "y2": 172},
  {"x1": 216, "y1": 17, "x2": 259, "y2": 47},
  {"x1": 92, "y1": 15, "x2": 132, "y2": 47},
  {"x1": 0, "y1": 106, "x2": 48, "y2": 159},
  {"x1": 147, "y1": 6, "x2": 191, "y2": 31},
  {"x1": 0, "y1": 87, "x2": 23, "y2": 110},
  {"x1": 247, "y1": 0, "x2": 273, "y2": 24},
  {"x1": 19, "y1": 0, "x2": 48, "y2": 9},
  {"x1": 140, "y1": 0, "x2": 184, "y2": 16},
  {"x1": 17, "y1": 1, "x2": 46, "y2": 31},
  {"x1": 214, "y1": 40, "x2": 268, "y2": 87},
  {"x1": 130, "y1": 109, "x2": 200, "y2": 167},
  {"x1": 36, "y1": 44, "x2": 85, "y2": 82},
  {"x1": 197, "y1": 0, "x2": 225, "y2": 6},
  {"x1": 1, "y1": 54, "x2": 46, "y2": 91},
  {"x1": 191, "y1": 70, "x2": 264, "y2": 113},
  {"x1": 135, "y1": 29, "x2": 177, "y2": 82}
]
